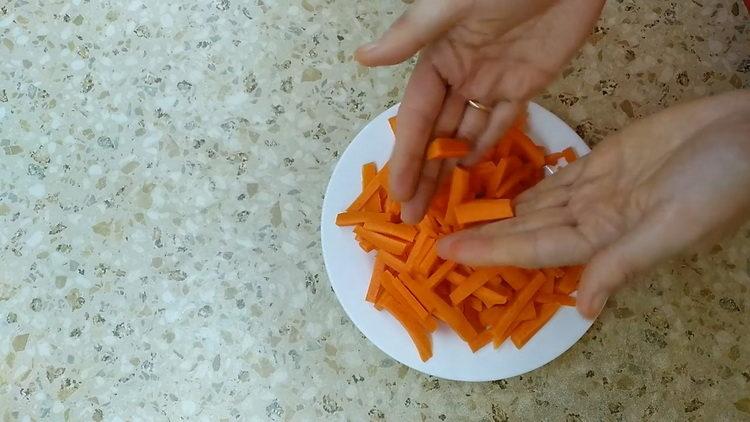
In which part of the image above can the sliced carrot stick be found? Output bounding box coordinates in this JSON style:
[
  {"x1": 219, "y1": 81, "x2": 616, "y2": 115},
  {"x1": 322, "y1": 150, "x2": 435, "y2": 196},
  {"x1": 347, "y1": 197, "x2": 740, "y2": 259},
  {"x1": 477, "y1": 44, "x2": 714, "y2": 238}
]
[
  {"x1": 335, "y1": 211, "x2": 390, "y2": 226},
  {"x1": 485, "y1": 159, "x2": 508, "y2": 197},
  {"x1": 379, "y1": 294, "x2": 432, "y2": 361},
  {"x1": 417, "y1": 244, "x2": 439, "y2": 276},
  {"x1": 469, "y1": 330, "x2": 494, "y2": 352},
  {"x1": 479, "y1": 305, "x2": 505, "y2": 327},
  {"x1": 510, "y1": 303, "x2": 561, "y2": 348},
  {"x1": 426, "y1": 260, "x2": 457, "y2": 288},
  {"x1": 517, "y1": 302, "x2": 537, "y2": 322},
  {"x1": 508, "y1": 127, "x2": 545, "y2": 168},
  {"x1": 497, "y1": 267, "x2": 529, "y2": 291},
  {"x1": 384, "y1": 198, "x2": 401, "y2": 216},
  {"x1": 490, "y1": 272, "x2": 546, "y2": 347},
  {"x1": 494, "y1": 166, "x2": 531, "y2": 199},
  {"x1": 426, "y1": 138, "x2": 471, "y2": 160},
  {"x1": 380, "y1": 271, "x2": 430, "y2": 322},
  {"x1": 362, "y1": 220, "x2": 417, "y2": 242},
  {"x1": 362, "y1": 162, "x2": 377, "y2": 189},
  {"x1": 534, "y1": 293, "x2": 576, "y2": 307},
  {"x1": 445, "y1": 167, "x2": 469, "y2": 225},
  {"x1": 357, "y1": 237, "x2": 375, "y2": 253},
  {"x1": 354, "y1": 226, "x2": 408, "y2": 256},
  {"x1": 556, "y1": 265, "x2": 584, "y2": 294},
  {"x1": 544, "y1": 152, "x2": 564, "y2": 166},
  {"x1": 540, "y1": 272, "x2": 554, "y2": 294},
  {"x1": 445, "y1": 272, "x2": 508, "y2": 307},
  {"x1": 418, "y1": 214, "x2": 437, "y2": 237},
  {"x1": 449, "y1": 268, "x2": 499, "y2": 305},
  {"x1": 366, "y1": 256, "x2": 385, "y2": 303},
  {"x1": 454, "y1": 199, "x2": 514, "y2": 225},
  {"x1": 347, "y1": 165, "x2": 389, "y2": 211},
  {"x1": 388, "y1": 116, "x2": 398, "y2": 135},
  {"x1": 467, "y1": 296, "x2": 484, "y2": 312},
  {"x1": 378, "y1": 250, "x2": 409, "y2": 274},
  {"x1": 561, "y1": 147, "x2": 577, "y2": 163},
  {"x1": 406, "y1": 231, "x2": 431, "y2": 271}
]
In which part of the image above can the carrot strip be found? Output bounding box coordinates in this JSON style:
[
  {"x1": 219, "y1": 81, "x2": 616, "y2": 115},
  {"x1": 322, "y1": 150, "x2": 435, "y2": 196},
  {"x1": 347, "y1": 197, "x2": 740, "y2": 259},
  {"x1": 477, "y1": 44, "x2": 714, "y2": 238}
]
[
  {"x1": 380, "y1": 271, "x2": 430, "y2": 322},
  {"x1": 388, "y1": 116, "x2": 398, "y2": 135},
  {"x1": 494, "y1": 166, "x2": 530, "y2": 199},
  {"x1": 497, "y1": 267, "x2": 529, "y2": 291},
  {"x1": 362, "y1": 162, "x2": 377, "y2": 189},
  {"x1": 544, "y1": 152, "x2": 564, "y2": 166},
  {"x1": 417, "y1": 244, "x2": 439, "y2": 276},
  {"x1": 485, "y1": 159, "x2": 508, "y2": 197},
  {"x1": 469, "y1": 330, "x2": 494, "y2": 352},
  {"x1": 445, "y1": 167, "x2": 470, "y2": 225},
  {"x1": 445, "y1": 272, "x2": 508, "y2": 307},
  {"x1": 366, "y1": 256, "x2": 385, "y2": 303},
  {"x1": 378, "y1": 250, "x2": 409, "y2": 274},
  {"x1": 335, "y1": 211, "x2": 390, "y2": 226},
  {"x1": 562, "y1": 147, "x2": 577, "y2": 163},
  {"x1": 518, "y1": 302, "x2": 537, "y2": 322},
  {"x1": 510, "y1": 303, "x2": 561, "y2": 348},
  {"x1": 354, "y1": 226, "x2": 408, "y2": 256},
  {"x1": 534, "y1": 293, "x2": 576, "y2": 307},
  {"x1": 454, "y1": 199, "x2": 514, "y2": 225},
  {"x1": 362, "y1": 220, "x2": 417, "y2": 242},
  {"x1": 556, "y1": 265, "x2": 584, "y2": 294},
  {"x1": 357, "y1": 237, "x2": 374, "y2": 253},
  {"x1": 406, "y1": 231, "x2": 432, "y2": 271},
  {"x1": 467, "y1": 296, "x2": 484, "y2": 312},
  {"x1": 540, "y1": 272, "x2": 554, "y2": 294},
  {"x1": 508, "y1": 127, "x2": 545, "y2": 168},
  {"x1": 449, "y1": 268, "x2": 499, "y2": 305},
  {"x1": 479, "y1": 305, "x2": 505, "y2": 327},
  {"x1": 347, "y1": 165, "x2": 389, "y2": 211},
  {"x1": 426, "y1": 260, "x2": 457, "y2": 288},
  {"x1": 426, "y1": 138, "x2": 471, "y2": 160},
  {"x1": 490, "y1": 272, "x2": 547, "y2": 347},
  {"x1": 379, "y1": 294, "x2": 433, "y2": 361}
]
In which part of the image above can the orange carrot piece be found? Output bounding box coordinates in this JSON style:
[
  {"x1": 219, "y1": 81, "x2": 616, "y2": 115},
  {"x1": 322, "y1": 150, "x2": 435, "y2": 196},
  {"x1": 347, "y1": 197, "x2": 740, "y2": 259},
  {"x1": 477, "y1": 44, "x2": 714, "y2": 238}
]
[
  {"x1": 494, "y1": 166, "x2": 530, "y2": 198},
  {"x1": 335, "y1": 211, "x2": 390, "y2": 226},
  {"x1": 417, "y1": 243, "x2": 439, "y2": 276},
  {"x1": 357, "y1": 237, "x2": 375, "y2": 252},
  {"x1": 469, "y1": 330, "x2": 494, "y2": 352},
  {"x1": 544, "y1": 152, "x2": 564, "y2": 166},
  {"x1": 388, "y1": 116, "x2": 398, "y2": 135},
  {"x1": 426, "y1": 260, "x2": 457, "y2": 288},
  {"x1": 347, "y1": 165, "x2": 389, "y2": 211},
  {"x1": 445, "y1": 272, "x2": 508, "y2": 307},
  {"x1": 418, "y1": 215, "x2": 437, "y2": 237},
  {"x1": 378, "y1": 250, "x2": 409, "y2": 274},
  {"x1": 540, "y1": 272, "x2": 554, "y2": 294},
  {"x1": 454, "y1": 199, "x2": 514, "y2": 225},
  {"x1": 517, "y1": 302, "x2": 537, "y2": 322},
  {"x1": 401, "y1": 274, "x2": 478, "y2": 341},
  {"x1": 556, "y1": 265, "x2": 584, "y2": 294},
  {"x1": 379, "y1": 294, "x2": 433, "y2": 361},
  {"x1": 362, "y1": 162, "x2": 377, "y2": 189},
  {"x1": 406, "y1": 231, "x2": 432, "y2": 271},
  {"x1": 479, "y1": 305, "x2": 505, "y2": 327},
  {"x1": 363, "y1": 220, "x2": 417, "y2": 242},
  {"x1": 534, "y1": 293, "x2": 576, "y2": 307},
  {"x1": 467, "y1": 296, "x2": 484, "y2": 312},
  {"x1": 497, "y1": 267, "x2": 529, "y2": 291},
  {"x1": 510, "y1": 303, "x2": 561, "y2": 348},
  {"x1": 354, "y1": 226, "x2": 408, "y2": 256},
  {"x1": 491, "y1": 272, "x2": 547, "y2": 346},
  {"x1": 426, "y1": 138, "x2": 471, "y2": 160},
  {"x1": 508, "y1": 127, "x2": 545, "y2": 168},
  {"x1": 380, "y1": 271, "x2": 430, "y2": 322},
  {"x1": 366, "y1": 256, "x2": 385, "y2": 303},
  {"x1": 445, "y1": 167, "x2": 470, "y2": 225},
  {"x1": 449, "y1": 268, "x2": 499, "y2": 305},
  {"x1": 486, "y1": 159, "x2": 508, "y2": 197},
  {"x1": 561, "y1": 147, "x2": 577, "y2": 163}
]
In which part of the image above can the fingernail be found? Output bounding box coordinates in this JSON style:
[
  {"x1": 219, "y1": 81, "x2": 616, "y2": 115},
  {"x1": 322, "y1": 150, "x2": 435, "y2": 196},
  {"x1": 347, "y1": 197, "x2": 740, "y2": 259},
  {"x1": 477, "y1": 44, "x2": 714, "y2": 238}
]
[
  {"x1": 436, "y1": 237, "x2": 456, "y2": 258},
  {"x1": 358, "y1": 42, "x2": 378, "y2": 53}
]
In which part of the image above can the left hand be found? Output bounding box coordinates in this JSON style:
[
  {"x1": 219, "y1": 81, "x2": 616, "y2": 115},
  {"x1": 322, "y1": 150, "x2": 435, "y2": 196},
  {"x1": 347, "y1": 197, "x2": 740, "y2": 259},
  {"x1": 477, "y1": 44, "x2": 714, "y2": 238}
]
[{"x1": 356, "y1": 0, "x2": 604, "y2": 223}]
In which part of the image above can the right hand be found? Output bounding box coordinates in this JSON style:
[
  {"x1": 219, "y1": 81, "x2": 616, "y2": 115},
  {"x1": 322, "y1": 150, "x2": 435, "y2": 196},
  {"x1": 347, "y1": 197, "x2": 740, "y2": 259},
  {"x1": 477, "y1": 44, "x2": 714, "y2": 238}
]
[{"x1": 356, "y1": 0, "x2": 605, "y2": 223}]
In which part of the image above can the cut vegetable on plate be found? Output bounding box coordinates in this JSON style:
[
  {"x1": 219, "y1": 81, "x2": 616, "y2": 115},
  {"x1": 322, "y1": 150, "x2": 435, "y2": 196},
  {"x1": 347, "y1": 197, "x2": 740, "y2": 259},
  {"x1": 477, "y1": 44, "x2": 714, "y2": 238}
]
[
  {"x1": 335, "y1": 112, "x2": 584, "y2": 362},
  {"x1": 321, "y1": 102, "x2": 594, "y2": 381}
]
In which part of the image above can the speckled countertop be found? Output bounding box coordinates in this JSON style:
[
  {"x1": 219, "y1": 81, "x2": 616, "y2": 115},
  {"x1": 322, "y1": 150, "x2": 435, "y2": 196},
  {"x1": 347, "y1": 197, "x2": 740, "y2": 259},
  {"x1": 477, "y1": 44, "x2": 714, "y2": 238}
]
[{"x1": 0, "y1": 0, "x2": 748, "y2": 420}]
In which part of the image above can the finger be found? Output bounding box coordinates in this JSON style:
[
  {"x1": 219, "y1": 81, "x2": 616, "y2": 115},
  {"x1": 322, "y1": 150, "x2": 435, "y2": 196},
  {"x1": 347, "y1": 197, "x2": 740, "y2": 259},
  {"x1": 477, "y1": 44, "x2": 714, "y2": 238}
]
[
  {"x1": 460, "y1": 101, "x2": 522, "y2": 165},
  {"x1": 401, "y1": 159, "x2": 443, "y2": 224},
  {"x1": 355, "y1": 0, "x2": 465, "y2": 67},
  {"x1": 433, "y1": 89, "x2": 466, "y2": 137},
  {"x1": 514, "y1": 157, "x2": 585, "y2": 203},
  {"x1": 514, "y1": 186, "x2": 571, "y2": 216},
  {"x1": 389, "y1": 56, "x2": 446, "y2": 202},
  {"x1": 576, "y1": 205, "x2": 691, "y2": 319},
  {"x1": 456, "y1": 106, "x2": 489, "y2": 143},
  {"x1": 438, "y1": 225, "x2": 594, "y2": 268}
]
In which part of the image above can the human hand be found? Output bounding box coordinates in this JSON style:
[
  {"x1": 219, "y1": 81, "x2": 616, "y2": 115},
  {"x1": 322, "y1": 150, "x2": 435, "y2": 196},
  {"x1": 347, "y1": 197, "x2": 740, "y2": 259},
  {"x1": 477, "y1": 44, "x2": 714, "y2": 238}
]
[
  {"x1": 356, "y1": 0, "x2": 605, "y2": 224},
  {"x1": 437, "y1": 90, "x2": 750, "y2": 318}
]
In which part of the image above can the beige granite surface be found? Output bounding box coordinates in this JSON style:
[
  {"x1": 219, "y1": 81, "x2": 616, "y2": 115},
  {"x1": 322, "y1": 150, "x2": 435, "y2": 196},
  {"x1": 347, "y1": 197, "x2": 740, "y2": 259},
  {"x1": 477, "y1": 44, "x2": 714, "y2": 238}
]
[{"x1": 1, "y1": 0, "x2": 749, "y2": 420}]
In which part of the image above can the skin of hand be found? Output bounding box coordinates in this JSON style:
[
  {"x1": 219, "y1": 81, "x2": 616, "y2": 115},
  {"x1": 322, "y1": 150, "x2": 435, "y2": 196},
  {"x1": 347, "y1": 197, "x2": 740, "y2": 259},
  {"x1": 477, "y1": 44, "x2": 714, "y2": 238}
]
[
  {"x1": 437, "y1": 90, "x2": 750, "y2": 319},
  {"x1": 355, "y1": 0, "x2": 605, "y2": 224}
]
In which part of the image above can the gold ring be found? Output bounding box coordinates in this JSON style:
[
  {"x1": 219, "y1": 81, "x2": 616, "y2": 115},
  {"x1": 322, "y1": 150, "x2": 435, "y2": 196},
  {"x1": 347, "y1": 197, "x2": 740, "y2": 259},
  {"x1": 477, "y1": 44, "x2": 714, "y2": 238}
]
[{"x1": 467, "y1": 99, "x2": 492, "y2": 113}]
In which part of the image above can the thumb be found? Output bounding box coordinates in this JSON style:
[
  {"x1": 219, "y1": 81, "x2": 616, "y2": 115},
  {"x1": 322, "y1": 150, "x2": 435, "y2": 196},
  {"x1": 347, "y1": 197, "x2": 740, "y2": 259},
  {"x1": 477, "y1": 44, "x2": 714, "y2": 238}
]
[
  {"x1": 576, "y1": 206, "x2": 688, "y2": 319},
  {"x1": 355, "y1": 0, "x2": 465, "y2": 67}
]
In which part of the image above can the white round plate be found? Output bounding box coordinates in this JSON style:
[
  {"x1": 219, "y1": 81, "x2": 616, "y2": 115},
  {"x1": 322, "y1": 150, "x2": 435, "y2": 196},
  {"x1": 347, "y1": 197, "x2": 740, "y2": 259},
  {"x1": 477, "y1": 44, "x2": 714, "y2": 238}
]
[{"x1": 321, "y1": 102, "x2": 593, "y2": 382}]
